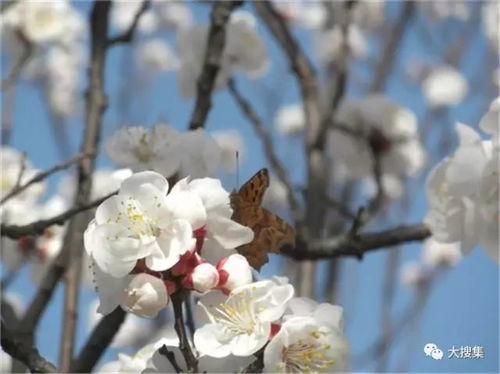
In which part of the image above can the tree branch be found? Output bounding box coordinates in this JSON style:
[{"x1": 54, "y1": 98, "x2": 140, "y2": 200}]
[
  {"x1": 1, "y1": 322, "x2": 56, "y2": 373},
  {"x1": 188, "y1": 0, "x2": 243, "y2": 130},
  {"x1": 0, "y1": 191, "x2": 116, "y2": 239},
  {"x1": 70, "y1": 307, "x2": 126, "y2": 373},
  {"x1": 228, "y1": 78, "x2": 302, "y2": 223},
  {"x1": 370, "y1": 1, "x2": 415, "y2": 92},
  {"x1": 284, "y1": 223, "x2": 431, "y2": 260},
  {"x1": 59, "y1": 1, "x2": 111, "y2": 371},
  {"x1": 0, "y1": 152, "x2": 94, "y2": 205},
  {"x1": 171, "y1": 292, "x2": 198, "y2": 372},
  {"x1": 107, "y1": 0, "x2": 150, "y2": 45}
]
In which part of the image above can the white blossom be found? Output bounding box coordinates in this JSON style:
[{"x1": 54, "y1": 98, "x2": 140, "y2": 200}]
[
  {"x1": 194, "y1": 280, "x2": 294, "y2": 357},
  {"x1": 420, "y1": 1, "x2": 470, "y2": 22},
  {"x1": 177, "y1": 11, "x2": 268, "y2": 98},
  {"x1": 400, "y1": 262, "x2": 429, "y2": 288},
  {"x1": 271, "y1": 0, "x2": 326, "y2": 30},
  {"x1": 274, "y1": 104, "x2": 305, "y2": 135},
  {"x1": 422, "y1": 238, "x2": 462, "y2": 268},
  {"x1": 317, "y1": 25, "x2": 367, "y2": 63},
  {"x1": 106, "y1": 125, "x2": 222, "y2": 178},
  {"x1": 327, "y1": 95, "x2": 425, "y2": 180},
  {"x1": 84, "y1": 171, "x2": 204, "y2": 278},
  {"x1": 264, "y1": 298, "x2": 349, "y2": 373},
  {"x1": 482, "y1": 1, "x2": 500, "y2": 51},
  {"x1": 111, "y1": 0, "x2": 158, "y2": 35},
  {"x1": 135, "y1": 39, "x2": 179, "y2": 73},
  {"x1": 105, "y1": 125, "x2": 182, "y2": 177},
  {"x1": 176, "y1": 177, "x2": 253, "y2": 263},
  {"x1": 424, "y1": 119, "x2": 499, "y2": 263},
  {"x1": 121, "y1": 273, "x2": 169, "y2": 318},
  {"x1": 422, "y1": 66, "x2": 468, "y2": 107}
]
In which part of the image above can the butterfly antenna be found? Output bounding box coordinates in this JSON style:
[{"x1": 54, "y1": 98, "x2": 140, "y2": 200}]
[{"x1": 236, "y1": 151, "x2": 240, "y2": 188}]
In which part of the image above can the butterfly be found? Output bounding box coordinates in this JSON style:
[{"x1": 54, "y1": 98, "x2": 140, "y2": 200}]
[{"x1": 230, "y1": 168, "x2": 295, "y2": 270}]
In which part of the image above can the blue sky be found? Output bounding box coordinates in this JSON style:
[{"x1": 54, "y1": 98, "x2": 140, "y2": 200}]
[{"x1": 2, "y1": 1, "x2": 498, "y2": 372}]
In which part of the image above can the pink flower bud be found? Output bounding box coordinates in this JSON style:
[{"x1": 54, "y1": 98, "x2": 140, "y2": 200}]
[
  {"x1": 184, "y1": 263, "x2": 219, "y2": 293},
  {"x1": 216, "y1": 254, "x2": 252, "y2": 293},
  {"x1": 120, "y1": 273, "x2": 169, "y2": 318}
]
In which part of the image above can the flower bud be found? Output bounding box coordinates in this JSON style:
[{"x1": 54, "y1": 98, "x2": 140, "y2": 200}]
[
  {"x1": 184, "y1": 263, "x2": 219, "y2": 293},
  {"x1": 121, "y1": 273, "x2": 169, "y2": 318},
  {"x1": 216, "y1": 254, "x2": 252, "y2": 293}
]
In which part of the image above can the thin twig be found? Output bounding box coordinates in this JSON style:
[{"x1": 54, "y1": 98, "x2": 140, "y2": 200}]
[
  {"x1": 184, "y1": 293, "x2": 196, "y2": 340},
  {"x1": 0, "y1": 152, "x2": 94, "y2": 205},
  {"x1": 283, "y1": 223, "x2": 431, "y2": 260},
  {"x1": 59, "y1": 1, "x2": 111, "y2": 370},
  {"x1": 370, "y1": 1, "x2": 415, "y2": 92},
  {"x1": 171, "y1": 292, "x2": 198, "y2": 372},
  {"x1": 70, "y1": 307, "x2": 126, "y2": 373},
  {"x1": 1, "y1": 322, "x2": 57, "y2": 373},
  {"x1": 1, "y1": 191, "x2": 116, "y2": 239},
  {"x1": 228, "y1": 78, "x2": 302, "y2": 224},
  {"x1": 107, "y1": 0, "x2": 150, "y2": 45},
  {"x1": 188, "y1": 0, "x2": 243, "y2": 130}
]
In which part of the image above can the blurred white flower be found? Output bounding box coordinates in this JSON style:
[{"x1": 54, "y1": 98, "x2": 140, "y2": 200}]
[
  {"x1": 274, "y1": 104, "x2": 305, "y2": 135},
  {"x1": 0, "y1": 146, "x2": 45, "y2": 207},
  {"x1": 111, "y1": 0, "x2": 158, "y2": 35},
  {"x1": 362, "y1": 174, "x2": 404, "y2": 200},
  {"x1": 317, "y1": 25, "x2": 367, "y2": 62},
  {"x1": 98, "y1": 337, "x2": 175, "y2": 373},
  {"x1": 121, "y1": 273, "x2": 169, "y2": 318},
  {"x1": 194, "y1": 280, "x2": 294, "y2": 357},
  {"x1": 327, "y1": 94, "x2": 425, "y2": 180},
  {"x1": 105, "y1": 124, "x2": 182, "y2": 177},
  {"x1": 135, "y1": 38, "x2": 179, "y2": 73},
  {"x1": 353, "y1": 0, "x2": 386, "y2": 30},
  {"x1": 154, "y1": 0, "x2": 192, "y2": 29},
  {"x1": 420, "y1": 1, "x2": 470, "y2": 21},
  {"x1": 177, "y1": 11, "x2": 268, "y2": 98},
  {"x1": 264, "y1": 298, "x2": 349, "y2": 373},
  {"x1": 422, "y1": 238, "x2": 462, "y2": 268},
  {"x1": 422, "y1": 66, "x2": 468, "y2": 107},
  {"x1": 482, "y1": 1, "x2": 500, "y2": 51},
  {"x1": 211, "y1": 129, "x2": 246, "y2": 172},
  {"x1": 17, "y1": 1, "x2": 75, "y2": 44},
  {"x1": 400, "y1": 262, "x2": 429, "y2": 288},
  {"x1": 271, "y1": 0, "x2": 326, "y2": 30},
  {"x1": 106, "y1": 125, "x2": 222, "y2": 178},
  {"x1": 178, "y1": 129, "x2": 222, "y2": 178}
]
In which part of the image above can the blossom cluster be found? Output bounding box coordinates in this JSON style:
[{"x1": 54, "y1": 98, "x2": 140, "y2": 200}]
[
  {"x1": 84, "y1": 171, "x2": 255, "y2": 315},
  {"x1": 97, "y1": 285, "x2": 349, "y2": 374},
  {"x1": 424, "y1": 98, "x2": 499, "y2": 263}
]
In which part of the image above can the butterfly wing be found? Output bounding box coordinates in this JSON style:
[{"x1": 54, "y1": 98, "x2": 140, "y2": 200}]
[
  {"x1": 238, "y1": 208, "x2": 296, "y2": 270},
  {"x1": 230, "y1": 168, "x2": 295, "y2": 270}
]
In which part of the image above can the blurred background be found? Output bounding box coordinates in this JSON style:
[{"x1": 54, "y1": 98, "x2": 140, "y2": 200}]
[{"x1": 1, "y1": 0, "x2": 498, "y2": 372}]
